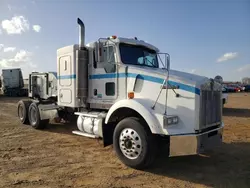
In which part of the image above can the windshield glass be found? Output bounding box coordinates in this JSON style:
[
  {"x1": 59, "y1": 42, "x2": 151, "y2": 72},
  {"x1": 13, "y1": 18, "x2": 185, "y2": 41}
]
[{"x1": 119, "y1": 43, "x2": 159, "y2": 68}]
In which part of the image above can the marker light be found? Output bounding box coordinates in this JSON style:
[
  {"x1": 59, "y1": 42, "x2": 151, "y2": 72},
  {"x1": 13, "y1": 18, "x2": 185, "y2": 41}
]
[
  {"x1": 128, "y1": 92, "x2": 134, "y2": 99},
  {"x1": 108, "y1": 35, "x2": 117, "y2": 39}
]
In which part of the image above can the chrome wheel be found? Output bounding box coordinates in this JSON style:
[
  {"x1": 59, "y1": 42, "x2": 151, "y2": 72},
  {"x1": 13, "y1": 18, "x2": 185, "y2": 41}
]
[
  {"x1": 119, "y1": 128, "x2": 142, "y2": 160},
  {"x1": 18, "y1": 105, "x2": 24, "y2": 120},
  {"x1": 30, "y1": 105, "x2": 37, "y2": 124}
]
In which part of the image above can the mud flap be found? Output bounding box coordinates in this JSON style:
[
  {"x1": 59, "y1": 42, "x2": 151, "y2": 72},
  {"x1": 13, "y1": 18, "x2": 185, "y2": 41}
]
[{"x1": 102, "y1": 122, "x2": 116, "y2": 147}]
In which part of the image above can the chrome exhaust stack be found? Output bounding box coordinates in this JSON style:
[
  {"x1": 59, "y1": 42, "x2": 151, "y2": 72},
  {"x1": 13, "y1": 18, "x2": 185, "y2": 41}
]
[{"x1": 77, "y1": 18, "x2": 85, "y2": 49}]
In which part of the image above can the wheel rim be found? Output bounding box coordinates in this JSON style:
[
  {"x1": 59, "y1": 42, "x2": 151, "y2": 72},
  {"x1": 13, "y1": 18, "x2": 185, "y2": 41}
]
[
  {"x1": 18, "y1": 105, "x2": 24, "y2": 120},
  {"x1": 119, "y1": 128, "x2": 142, "y2": 160},
  {"x1": 30, "y1": 106, "x2": 37, "y2": 124}
]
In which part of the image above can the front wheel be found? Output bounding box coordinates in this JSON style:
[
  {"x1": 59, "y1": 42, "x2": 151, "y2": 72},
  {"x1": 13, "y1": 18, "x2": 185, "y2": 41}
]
[{"x1": 113, "y1": 117, "x2": 157, "y2": 170}]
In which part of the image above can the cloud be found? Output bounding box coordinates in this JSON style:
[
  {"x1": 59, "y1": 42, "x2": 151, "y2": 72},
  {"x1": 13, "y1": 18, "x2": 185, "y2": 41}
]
[
  {"x1": 190, "y1": 69, "x2": 197, "y2": 74},
  {"x1": 0, "y1": 44, "x2": 16, "y2": 52},
  {"x1": 0, "y1": 49, "x2": 37, "y2": 78},
  {"x1": 237, "y1": 64, "x2": 250, "y2": 72},
  {"x1": 217, "y1": 52, "x2": 238, "y2": 62},
  {"x1": 1, "y1": 16, "x2": 30, "y2": 35},
  {"x1": 32, "y1": 25, "x2": 41, "y2": 32},
  {"x1": 7, "y1": 4, "x2": 12, "y2": 11},
  {"x1": 0, "y1": 50, "x2": 36, "y2": 68},
  {"x1": 3, "y1": 47, "x2": 16, "y2": 52},
  {"x1": 0, "y1": 28, "x2": 2, "y2": 34},
  {"x1": 7, "y1": 4, "x2": 26, "y2": 12},
  {"x1": 187, "y1": 69, "x2": 199, "y2": 74}
]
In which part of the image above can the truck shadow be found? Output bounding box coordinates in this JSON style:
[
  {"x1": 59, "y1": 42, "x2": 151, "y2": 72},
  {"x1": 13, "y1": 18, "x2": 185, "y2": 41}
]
[
  {"x1": 0, "y1": 95, "x2": 28, "y2": 103},
  {"x1": 223, "y1": 107, "x2": 250, "y2": 118},
  {"x1": 146, "y1": 142, "x2": 250, "y2": 188},
  {"x1": 45, "y1": 120, "x2": 78, "y2": 136}
]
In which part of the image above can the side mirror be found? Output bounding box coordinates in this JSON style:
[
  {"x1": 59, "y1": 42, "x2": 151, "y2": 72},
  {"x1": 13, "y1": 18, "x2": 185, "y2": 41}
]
[
  {"x1": 95, "y1": 42, "x2": 104, "y2": 62},
  {"x1": 166, "y1": 55, "x2": 170, "y2": 70}
]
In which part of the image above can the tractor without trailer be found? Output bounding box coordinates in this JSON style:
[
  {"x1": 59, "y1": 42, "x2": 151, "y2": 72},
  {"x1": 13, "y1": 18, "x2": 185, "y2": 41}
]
[{"x1": 17, "y1": 18, "x2": 224, "y2": 169}]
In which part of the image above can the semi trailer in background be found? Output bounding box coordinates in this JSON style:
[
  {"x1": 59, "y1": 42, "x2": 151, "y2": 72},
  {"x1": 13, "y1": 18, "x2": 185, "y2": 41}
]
[
  {"x1": 16, "y1": 18, "x2": 224, "y2": 170},
  {"x1": 0, "y1": 68, "x2": 28, "y2": 97}
]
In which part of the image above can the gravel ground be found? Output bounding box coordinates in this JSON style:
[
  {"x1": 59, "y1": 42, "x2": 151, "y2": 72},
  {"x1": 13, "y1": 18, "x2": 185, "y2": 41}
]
[{"x1": 0, "y1": 93, "x2": 249, "y2": 188}]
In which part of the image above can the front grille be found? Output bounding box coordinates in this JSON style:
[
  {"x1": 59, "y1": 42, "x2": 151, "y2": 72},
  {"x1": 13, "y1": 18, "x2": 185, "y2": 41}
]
[{"x1": 200, "y1": 89, "x2": 222, "y2": 129}]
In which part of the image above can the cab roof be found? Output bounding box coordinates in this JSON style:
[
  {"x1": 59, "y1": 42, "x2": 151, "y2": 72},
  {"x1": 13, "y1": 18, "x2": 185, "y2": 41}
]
[{"x1": 86, "y1": 36, "x2": 160, "y2": 53}]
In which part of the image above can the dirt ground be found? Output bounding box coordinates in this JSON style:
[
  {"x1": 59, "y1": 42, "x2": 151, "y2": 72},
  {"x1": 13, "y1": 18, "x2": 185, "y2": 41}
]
[{"x1": 0, "y1": 93, "x2": 249, "y2": 188}]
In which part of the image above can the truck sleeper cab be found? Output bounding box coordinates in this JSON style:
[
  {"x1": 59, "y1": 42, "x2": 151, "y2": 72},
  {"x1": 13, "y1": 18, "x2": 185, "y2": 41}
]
[{"x1": 17, "y1": 18, "x2": 224, "y2": 170}]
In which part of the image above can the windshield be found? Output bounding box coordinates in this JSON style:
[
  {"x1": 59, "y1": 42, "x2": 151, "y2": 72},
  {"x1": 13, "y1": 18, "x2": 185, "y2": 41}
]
[{"x1": 119, "y1": 43, "x2": 159, "y2": 68}]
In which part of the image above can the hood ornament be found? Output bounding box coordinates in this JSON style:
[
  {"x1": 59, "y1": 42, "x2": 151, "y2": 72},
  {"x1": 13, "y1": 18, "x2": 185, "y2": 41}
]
[{"x1": 210, "y1": 78, "x2": 214, "y2": 91}]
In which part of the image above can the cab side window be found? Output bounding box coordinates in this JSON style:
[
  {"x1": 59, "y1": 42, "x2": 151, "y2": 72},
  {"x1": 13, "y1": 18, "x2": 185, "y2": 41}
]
[{"x1": 103, "y1": 46, "x2": 116, "y2": 73}]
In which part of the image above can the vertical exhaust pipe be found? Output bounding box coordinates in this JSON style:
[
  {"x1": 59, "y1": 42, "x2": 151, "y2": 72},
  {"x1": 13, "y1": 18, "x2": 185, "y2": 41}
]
[
  {"x1": 76, "y1": 18, "x2": 88, "y2": 106},
  {"x1": 77, "y1": 18, "x2": 85, "y2": 49}
]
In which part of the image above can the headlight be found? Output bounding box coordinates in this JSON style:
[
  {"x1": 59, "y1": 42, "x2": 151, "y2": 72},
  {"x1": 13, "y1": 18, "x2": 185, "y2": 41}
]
[{"x1": 164, "y1": 115, "x2": 179, "y2": 126}]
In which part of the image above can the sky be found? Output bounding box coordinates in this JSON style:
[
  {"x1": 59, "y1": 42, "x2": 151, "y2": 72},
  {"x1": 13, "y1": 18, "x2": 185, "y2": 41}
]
[{"x1": 0, "y1": 0, "x2": 249, "y2": 81}]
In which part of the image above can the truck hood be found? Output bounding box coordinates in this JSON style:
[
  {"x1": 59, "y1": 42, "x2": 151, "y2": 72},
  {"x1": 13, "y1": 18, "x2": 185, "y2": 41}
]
[{"x1": 127, "y1": 65, "x2": 209, "y2": 88}]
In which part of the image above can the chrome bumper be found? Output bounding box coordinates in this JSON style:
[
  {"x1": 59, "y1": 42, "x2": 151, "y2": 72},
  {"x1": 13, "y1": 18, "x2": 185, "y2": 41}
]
[{"x1": 169, "y1": 125, "x2": 224, "y2": 157}]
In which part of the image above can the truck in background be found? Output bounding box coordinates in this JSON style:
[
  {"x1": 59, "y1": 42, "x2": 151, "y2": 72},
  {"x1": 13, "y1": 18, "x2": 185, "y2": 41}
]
[
  {"x1": 0, "y1": 68, "x2": 28, "y2": 97},
  {"x1": 16, "y1": 18, "x2": 224, "y2": 170},
  {"x1": 214, "y1": 75, "x2": 228, "y2": 107},
  {"x1": 28, "y1": 72, "x2": 57, "y2": 101},
  {"x1": 222, "y1": 87, "x2": 228, "y2": 106}
]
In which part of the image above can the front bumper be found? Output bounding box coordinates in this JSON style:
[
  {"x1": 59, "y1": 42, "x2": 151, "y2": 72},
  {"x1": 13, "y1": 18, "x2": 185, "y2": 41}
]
[{"x1": 169, "y1": 125, "x2": 224, "y2": 157}]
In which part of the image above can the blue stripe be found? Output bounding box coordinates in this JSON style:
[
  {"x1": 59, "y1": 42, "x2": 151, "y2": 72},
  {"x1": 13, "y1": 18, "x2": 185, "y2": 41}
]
[
  {"x1": 59, "y1": 73, "x2": 200, "y2": 95},
  {"x1": 58, "y1": 74, "x2": 76, "y2": 79}
]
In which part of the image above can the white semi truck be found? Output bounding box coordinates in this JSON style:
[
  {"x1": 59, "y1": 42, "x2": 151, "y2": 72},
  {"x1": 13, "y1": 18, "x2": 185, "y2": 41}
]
[{"x1": 17, "y1": 18, "x2": 224, "y2": 169}]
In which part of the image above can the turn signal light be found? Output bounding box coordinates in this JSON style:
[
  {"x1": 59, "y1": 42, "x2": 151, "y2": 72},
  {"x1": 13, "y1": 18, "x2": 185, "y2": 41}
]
[{"x1": 128, "y1": 92, "x2": 134, "y2": 99}]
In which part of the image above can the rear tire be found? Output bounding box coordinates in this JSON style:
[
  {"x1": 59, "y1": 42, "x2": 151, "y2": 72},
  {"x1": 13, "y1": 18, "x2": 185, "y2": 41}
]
[
  {"x1": 17, "y1": 100, "x2": 32, "y2": 125},
  {"x1": 113, "y1": 117, "x2": 157, "y2": 170},
  {"x1": 28, "y1": 102, "x2": 49, "y2": 129}
]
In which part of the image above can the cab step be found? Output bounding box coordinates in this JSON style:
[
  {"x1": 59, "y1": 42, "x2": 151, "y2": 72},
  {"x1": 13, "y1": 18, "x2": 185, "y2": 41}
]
[{"x1": 72, "y1": 130, "x2": 99, "y2": 138}]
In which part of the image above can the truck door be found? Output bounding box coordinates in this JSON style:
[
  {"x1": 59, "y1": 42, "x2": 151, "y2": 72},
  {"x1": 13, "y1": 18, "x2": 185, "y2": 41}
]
[
  {"x1": 89, "y1": 44, "x2": 118, "y2": 104},
  {"x1": 31, "y1": 76, "x2": 38, "y2": 97},
  {"x1": 31, "y1": 75, "x2": 44, "y2": 98},
  {"x1": 37, "y1": 74, "x2": 47, "y2": 98}
]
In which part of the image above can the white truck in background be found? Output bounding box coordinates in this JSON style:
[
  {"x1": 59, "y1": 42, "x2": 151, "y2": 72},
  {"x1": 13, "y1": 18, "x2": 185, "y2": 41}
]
[
  {"x1": 1, "y1": 68, "x2": 28, "y2": 97},
  {"x1": 17, "y1": 18, "x2": 224, "y2": 169},
  {"x1": 28, "y1": 71, "x2": 58, "y2": 100},
  {"x1": 222, "y1": 87, "x2": 228, "y2": 106},
  {"x1": 214, "y1": 75, "x2": 228, "y2": 107}
]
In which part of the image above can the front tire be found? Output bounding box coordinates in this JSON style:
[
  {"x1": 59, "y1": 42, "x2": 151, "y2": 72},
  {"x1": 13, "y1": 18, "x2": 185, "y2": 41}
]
[
  {"x1": 28, "y1": 102, "x2": 49, "y2": 129},
  {"x1": 113, "y1": 117, "x2": 157, "y2": 170}
]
